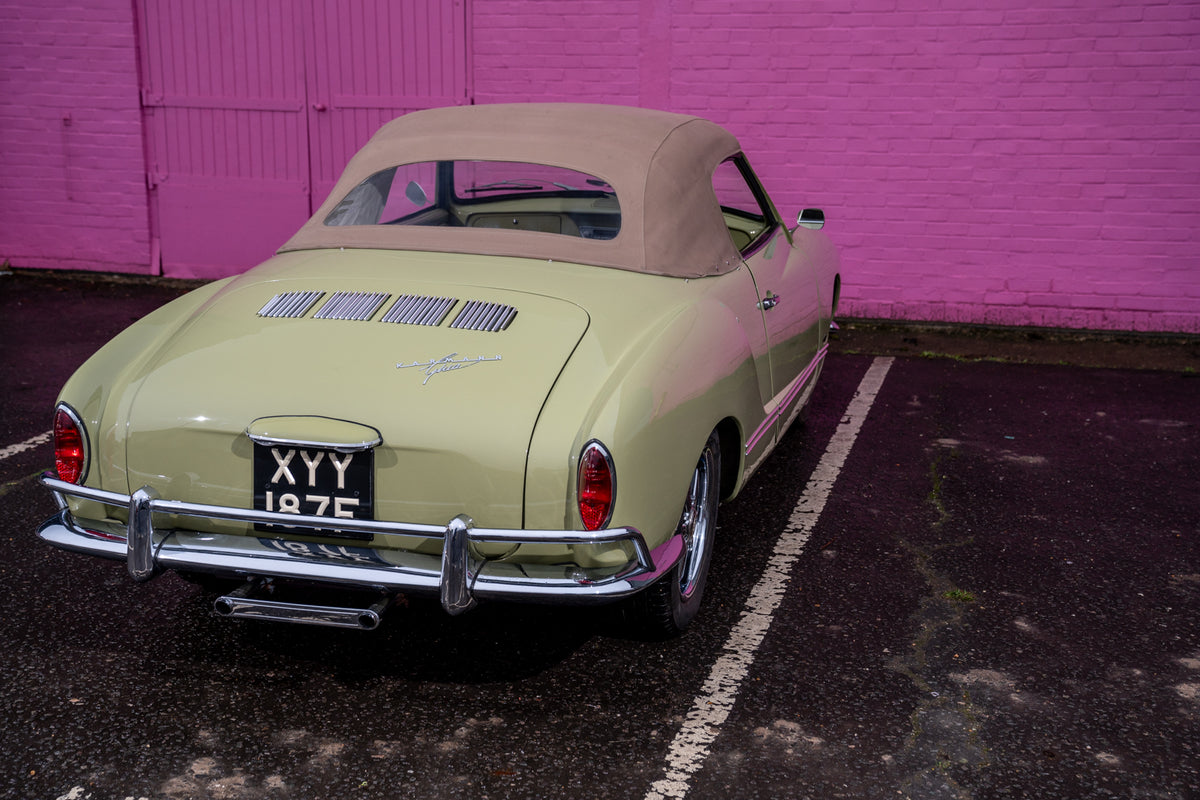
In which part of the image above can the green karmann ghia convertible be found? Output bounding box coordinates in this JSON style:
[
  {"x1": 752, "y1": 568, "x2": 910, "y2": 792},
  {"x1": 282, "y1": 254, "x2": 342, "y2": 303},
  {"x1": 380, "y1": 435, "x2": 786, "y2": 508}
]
[{"x1": 40, "y1": 104, "x2": 841, "y2": 637}]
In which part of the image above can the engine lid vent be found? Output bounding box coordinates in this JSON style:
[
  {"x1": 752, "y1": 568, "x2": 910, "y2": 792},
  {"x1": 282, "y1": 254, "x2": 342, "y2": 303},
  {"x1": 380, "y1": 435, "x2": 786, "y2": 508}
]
[
  {"x1": 313, "y1": 291, "x2": 391, "y2": 321},
  {"x1": 380, "y1": 295, "x2": 459, "y2": 327},
  {"x1": 258, "y1": 290, "x2": 325, "y2": 319},
  {"x1": 450, "y1": 301, "x2": 518, "y2": 332}
]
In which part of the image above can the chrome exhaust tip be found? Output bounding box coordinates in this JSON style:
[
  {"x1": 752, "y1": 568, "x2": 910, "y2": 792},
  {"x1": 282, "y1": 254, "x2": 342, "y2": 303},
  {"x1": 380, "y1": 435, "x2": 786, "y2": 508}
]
[{"x1": 214, "y1": 581, "x2": 392, "y2": 630}]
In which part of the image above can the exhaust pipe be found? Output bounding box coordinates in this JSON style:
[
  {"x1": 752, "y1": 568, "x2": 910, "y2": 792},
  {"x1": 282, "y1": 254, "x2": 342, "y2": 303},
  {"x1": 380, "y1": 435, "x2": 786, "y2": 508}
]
[{"x1": 214, "y1": 581, "x2": 393, "y2": 630}]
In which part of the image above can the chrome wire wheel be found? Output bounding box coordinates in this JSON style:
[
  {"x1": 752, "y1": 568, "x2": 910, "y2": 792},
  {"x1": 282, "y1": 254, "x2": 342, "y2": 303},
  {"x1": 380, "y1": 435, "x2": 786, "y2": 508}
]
[
  {"x1": 677, "y1": 442, "x2": 717, "y2": 601},
  {"x1": 627, "y1": 429, "x2": 721, "y2": 638}
]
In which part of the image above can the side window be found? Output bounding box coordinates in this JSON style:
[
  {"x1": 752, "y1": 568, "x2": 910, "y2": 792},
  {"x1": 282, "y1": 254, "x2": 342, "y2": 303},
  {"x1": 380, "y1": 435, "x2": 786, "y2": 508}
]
[{"x1": 712, "y1": 157, "x2": 775, "y2": 254}]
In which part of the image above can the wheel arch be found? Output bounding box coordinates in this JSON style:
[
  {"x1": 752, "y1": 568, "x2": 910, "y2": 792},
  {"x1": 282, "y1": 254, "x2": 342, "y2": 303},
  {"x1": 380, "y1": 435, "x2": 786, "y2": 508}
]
[{"x1": 714, "y1": 416, "x2": 742, "y2": 502}]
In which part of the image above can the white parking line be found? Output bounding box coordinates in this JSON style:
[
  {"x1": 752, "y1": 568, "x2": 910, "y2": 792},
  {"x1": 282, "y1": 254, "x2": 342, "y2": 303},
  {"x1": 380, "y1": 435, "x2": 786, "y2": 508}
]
[
  {"x1": 645, "y1": 356, "x2": 894, "y2": 800},
  {"x1": 0, "y1": 431, "x2": 52, "y2": 462}
]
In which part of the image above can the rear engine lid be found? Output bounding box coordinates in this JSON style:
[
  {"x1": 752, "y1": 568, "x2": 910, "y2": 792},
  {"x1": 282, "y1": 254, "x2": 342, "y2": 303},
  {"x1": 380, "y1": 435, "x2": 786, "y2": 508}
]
[{"x1": 122, "y1": 268, "x2": 589, "y2": 530}]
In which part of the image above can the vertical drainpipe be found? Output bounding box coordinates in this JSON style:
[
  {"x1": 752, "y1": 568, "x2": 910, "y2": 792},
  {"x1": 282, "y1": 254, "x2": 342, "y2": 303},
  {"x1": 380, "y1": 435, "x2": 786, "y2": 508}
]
[
  {"x1": 130, "y1": 1, "x2": 164, "y2": 276},
  {"x1": 462, "y1": 0, "x2": 474, "y2": 105}
]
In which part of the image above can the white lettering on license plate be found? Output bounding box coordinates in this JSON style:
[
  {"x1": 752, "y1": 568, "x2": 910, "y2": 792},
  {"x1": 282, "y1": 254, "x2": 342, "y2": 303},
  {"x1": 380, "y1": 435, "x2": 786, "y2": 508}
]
[
  {"x1": 254, "y1": 445, "x2": 372, "y2": 535},
  {"x1": 268, "y1": 447, "x2": 356, "y2": 489},
  {"x1": 264, "y1": 489, "x2": 360, "y2": 518}
]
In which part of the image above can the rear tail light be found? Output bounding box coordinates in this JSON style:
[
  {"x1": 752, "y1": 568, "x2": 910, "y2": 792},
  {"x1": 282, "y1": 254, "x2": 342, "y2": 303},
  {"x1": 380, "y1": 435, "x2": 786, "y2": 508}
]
[
  {"x1": 53, "y1": 405, "x2": 88, "y2": 485},
  {"x1": 577, "y1": 441, "x2": 615, "y2": 531}
]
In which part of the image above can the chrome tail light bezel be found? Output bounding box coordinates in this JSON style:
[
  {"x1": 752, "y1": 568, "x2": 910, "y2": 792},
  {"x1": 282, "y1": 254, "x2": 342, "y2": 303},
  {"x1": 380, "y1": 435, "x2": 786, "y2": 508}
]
[
  {"x1": 577, "y1": 439, "x2": 617, "y2": 532},
  {"x1": 53, "y1": 402, "x2": 90, "y2": 485}
]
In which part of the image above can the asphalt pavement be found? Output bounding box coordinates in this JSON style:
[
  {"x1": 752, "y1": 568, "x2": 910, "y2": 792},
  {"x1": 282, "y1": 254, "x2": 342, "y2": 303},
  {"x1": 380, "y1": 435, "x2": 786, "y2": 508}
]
[{"x1": 1, "y1": 269, "x2": 1197, "y2": 800}]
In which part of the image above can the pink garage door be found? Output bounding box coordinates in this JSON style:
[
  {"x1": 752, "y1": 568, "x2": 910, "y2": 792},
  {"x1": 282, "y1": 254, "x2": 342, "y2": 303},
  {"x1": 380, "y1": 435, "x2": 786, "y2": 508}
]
[{"x1": 137, "y1": 0, "x2": 469, "y2": 279}]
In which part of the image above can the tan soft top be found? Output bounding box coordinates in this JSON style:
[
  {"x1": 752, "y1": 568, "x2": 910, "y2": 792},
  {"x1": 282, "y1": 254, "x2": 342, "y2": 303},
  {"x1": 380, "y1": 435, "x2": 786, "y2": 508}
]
[{"x1": 279, "y1": 103, "x2": 746, "y2": 278}]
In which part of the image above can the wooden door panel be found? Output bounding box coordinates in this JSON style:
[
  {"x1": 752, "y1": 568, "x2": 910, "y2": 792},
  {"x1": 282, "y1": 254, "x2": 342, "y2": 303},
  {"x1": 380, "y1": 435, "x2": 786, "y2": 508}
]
[
  {"x1": 138, "y1": 0, "x2": 310, "y2": 278},
  {"x1": 307, "y1": 0, "x2": 469, "y2": 207},
  {"x1": 138, "y1": 0, "x2": 469, "y2": 277}
]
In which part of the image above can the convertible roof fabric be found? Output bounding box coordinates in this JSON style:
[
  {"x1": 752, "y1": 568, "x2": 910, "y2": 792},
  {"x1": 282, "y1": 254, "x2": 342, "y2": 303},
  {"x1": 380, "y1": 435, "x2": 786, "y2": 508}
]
[{"x1": 279, "y1": 103, "x2": 747, "y2": 278}]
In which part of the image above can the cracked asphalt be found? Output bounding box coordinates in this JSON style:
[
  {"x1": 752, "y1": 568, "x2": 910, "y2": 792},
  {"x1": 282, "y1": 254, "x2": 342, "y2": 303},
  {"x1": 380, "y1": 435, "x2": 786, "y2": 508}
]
[{"x1": 1, "y1": 270, "x2": 1197, "y2": 799}]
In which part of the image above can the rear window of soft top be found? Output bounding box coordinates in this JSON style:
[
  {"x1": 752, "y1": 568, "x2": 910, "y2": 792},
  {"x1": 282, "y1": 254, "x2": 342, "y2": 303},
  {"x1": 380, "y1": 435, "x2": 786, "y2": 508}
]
[{"x1": 324, "y1": 160, "x2": 621, "y2": 241}]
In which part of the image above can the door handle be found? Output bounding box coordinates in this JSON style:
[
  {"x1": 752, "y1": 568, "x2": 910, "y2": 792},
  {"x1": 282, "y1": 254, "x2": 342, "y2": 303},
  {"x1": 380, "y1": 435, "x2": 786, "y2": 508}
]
[
  {"x1": 758, "y1": 292, "x2": 780, "y2": 311},
  {"x1": 312, "y1": 102, "x2": 328, "y2": 112}
]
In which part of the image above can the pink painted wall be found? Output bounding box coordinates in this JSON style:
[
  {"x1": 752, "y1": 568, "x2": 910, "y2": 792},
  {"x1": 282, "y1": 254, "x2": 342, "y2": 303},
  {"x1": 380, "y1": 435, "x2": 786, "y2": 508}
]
[
  {"x1": 2, "y1": 0, "x2": 1198, "y2": 332},
  {"x1": 473, "y1": 0, "x2": 1200, "y2": 333},
  {"x1": 0, "y1": 0, "x2": 153, "y2": 274}
]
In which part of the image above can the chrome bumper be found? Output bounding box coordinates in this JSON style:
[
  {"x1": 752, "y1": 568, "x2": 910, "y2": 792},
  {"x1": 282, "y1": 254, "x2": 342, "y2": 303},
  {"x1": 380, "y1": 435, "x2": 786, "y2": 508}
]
[{"x1": 39, "y1": 475, "x2": 679, "y2": 616}]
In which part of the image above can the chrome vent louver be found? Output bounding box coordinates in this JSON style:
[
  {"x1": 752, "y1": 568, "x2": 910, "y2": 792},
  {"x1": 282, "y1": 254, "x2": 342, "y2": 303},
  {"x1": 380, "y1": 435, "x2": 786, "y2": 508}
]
[
  {"x1": 380, "y1": 294, "x2": 459, "y2": 326},
  {"x1": 258, "y1": 290, "x2": 325, "y2": 319},
  {"x1": 450, "y1": 301, "x2": 518, "y2": 332},
  {"x1": 313, "y1": 291, "x2": 391, "y2": 321}
]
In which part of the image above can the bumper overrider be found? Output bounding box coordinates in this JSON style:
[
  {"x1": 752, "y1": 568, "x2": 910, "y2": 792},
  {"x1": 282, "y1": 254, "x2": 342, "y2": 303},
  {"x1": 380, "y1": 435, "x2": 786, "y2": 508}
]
[{"x1": 39, "y1": 475, "x2": 681, "y2": 629}]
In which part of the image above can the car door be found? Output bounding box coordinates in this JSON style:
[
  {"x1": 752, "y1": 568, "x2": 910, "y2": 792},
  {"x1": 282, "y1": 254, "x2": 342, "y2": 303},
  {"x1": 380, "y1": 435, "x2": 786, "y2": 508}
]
[{"x1": 712, "y1": 157, "x2": 823, "y2": 441}]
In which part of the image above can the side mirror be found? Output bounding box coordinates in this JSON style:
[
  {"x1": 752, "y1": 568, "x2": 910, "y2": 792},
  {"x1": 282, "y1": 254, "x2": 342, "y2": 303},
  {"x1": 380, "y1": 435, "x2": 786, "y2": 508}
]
[{"x1": 796, "y1": 208, "x2": 825, "y2": 230}]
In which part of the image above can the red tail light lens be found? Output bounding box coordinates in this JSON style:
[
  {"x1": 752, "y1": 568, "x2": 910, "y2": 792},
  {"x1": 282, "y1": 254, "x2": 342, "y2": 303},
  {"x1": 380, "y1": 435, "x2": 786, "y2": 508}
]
[
  {"x1": 54, "y1": 406, "x2": 88, "y2": 484},
  {"x1": 577, "y1": 441, "x2": 615, "y2": 531}
]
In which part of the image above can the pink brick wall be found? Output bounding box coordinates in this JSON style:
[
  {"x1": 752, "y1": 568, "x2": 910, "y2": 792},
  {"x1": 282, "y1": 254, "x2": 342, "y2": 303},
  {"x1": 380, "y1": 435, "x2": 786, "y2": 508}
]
[
  {"x1": 0, "y1": 0, "x2": 152, "y2": 274},
  {"x1": 2, "y1": 0, "x2": 1198, "y2": 332},
  {"x1": 474, "y1": 0, "x2": 1200, "y2": 333}
]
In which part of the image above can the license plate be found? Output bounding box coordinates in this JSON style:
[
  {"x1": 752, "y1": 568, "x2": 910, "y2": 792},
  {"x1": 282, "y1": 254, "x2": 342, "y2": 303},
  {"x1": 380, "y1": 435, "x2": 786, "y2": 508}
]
[{"x1": 253, "y1": 444, "x2": 374, "y2": 540}]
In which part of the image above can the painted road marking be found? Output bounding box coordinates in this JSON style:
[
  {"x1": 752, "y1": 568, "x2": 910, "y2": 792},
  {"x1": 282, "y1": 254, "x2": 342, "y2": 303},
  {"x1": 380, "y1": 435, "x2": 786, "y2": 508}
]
[
  {"x1": 0, "y1": 431, "x2": 52, "y2": 462},
  {"x1": 645, "y1": 356, "x2": 894, "y2": 800}
]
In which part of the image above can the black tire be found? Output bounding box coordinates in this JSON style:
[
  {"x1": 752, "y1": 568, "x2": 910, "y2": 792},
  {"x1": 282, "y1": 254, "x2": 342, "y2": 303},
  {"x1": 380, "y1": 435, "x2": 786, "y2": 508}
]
[{"x1": 630, "y1": 430, "x2": 721, "y2": 638}]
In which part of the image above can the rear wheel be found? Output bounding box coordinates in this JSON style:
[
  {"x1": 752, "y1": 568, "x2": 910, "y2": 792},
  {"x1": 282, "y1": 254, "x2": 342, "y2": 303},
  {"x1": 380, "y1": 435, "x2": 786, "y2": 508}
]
[{"x1": 630, "y1": 430, "x2": 721, "y2": 638}]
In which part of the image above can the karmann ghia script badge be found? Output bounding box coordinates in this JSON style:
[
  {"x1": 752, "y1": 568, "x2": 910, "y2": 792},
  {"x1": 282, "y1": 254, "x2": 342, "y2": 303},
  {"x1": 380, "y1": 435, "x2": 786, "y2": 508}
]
[{"x1": 396, "y1": 353, "x2": 502, "y2": 385}]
